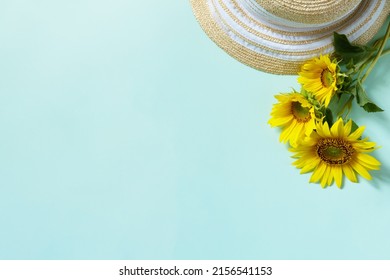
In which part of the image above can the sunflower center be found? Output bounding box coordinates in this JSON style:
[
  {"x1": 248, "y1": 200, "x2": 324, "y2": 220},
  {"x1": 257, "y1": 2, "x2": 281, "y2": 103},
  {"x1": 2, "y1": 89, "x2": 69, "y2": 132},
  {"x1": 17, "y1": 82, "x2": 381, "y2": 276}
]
[
  {"x1": 316, "y1": 138, "x2": 355, "y2": 165},
  {"x1": 291, "y1": 101, "x2": 311, "y2": 123},
  {"x1": 321, "y1": 69, "x2": 334, "y2": 88}
]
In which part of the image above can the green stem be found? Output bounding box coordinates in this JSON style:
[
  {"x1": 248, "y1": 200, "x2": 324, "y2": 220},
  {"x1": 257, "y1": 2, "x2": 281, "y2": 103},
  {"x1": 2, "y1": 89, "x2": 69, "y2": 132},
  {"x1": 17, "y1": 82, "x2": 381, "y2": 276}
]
[
  {"x1": 361, "y1": 21, "x2": 390, "y2": 82},
  {"x1": 356, "y1": 47, "x2": 390, "y2": 79},
  {"x1": 357, "y1": 59, "x2": 372, "y2": 80},
  {"x1": 381, "y1": 48, "x2": 390, "y2": 57}
]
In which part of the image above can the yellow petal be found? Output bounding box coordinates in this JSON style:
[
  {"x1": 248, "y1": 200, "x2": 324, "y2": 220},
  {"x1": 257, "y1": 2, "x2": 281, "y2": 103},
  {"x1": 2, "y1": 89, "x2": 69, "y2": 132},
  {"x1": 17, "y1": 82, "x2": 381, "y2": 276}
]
[
  {"x1": 331, "y1": 119, "x2": 343, "y2": 137},
  {"x1": 327, "y1": 167, "x2": 334, "y2": 186},
  {"x1": 349, "y1": 126, "x2": 365, "y2": 140},
  {"x1": 269, "y1": 115, "x2": 293, "y2": 127},
  {"x1": 290, "y1": 124, "x2": 306, "y2": 148},
  {"x1": 344, "y1": 119, "x2": 352, "y2": 136},
  {"x1": 354, "y1": 141, "x2": 377, "y2": 151},
  {"x1": 279, "y1": 120, "x2": 297, "y2": 143},
  {"x1": 351, "y1": 161, "x2": 372, "y2": 180},
  {"x1": 342, "y1": 164, "x2": 358, "y2": 183},
  {"x1": 321, "y1": 165, "x2": 332, "y2": 188},
  {"x1": 300, "y1": 158, "x2": 321, "y2": 173},
  {"x1": 356, "y1": 154, "x2": 381, "y2": 170},
  {"x1": 310, "y1": 162, "x2": 327, "y2": 183},
  {"x1": 333, "y1": 166, "x2": 343, "y2": 188},
  {"x1": 322, "y1": 121, "x2": 331, "y2": 137},
  {"x1": 357, "y1": 153, "x2": 381, "y2": 165}
]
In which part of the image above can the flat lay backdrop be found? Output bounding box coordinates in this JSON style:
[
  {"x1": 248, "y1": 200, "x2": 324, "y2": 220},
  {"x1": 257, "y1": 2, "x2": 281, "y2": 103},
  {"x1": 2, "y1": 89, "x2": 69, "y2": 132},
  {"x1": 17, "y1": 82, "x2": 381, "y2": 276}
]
[{"x1": 1, "y1": 0, "x2": 390, "y2": 259}]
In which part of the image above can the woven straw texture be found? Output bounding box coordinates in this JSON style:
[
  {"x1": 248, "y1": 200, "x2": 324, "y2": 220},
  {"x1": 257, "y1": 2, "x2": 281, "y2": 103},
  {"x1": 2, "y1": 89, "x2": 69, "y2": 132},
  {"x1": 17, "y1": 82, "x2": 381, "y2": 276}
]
[
  {"x1": 191, "y1": 0, "x2": 390, "y2": 74},
  {"x1": 256, "y1": 0, "x2": 361, "y2": 24}
]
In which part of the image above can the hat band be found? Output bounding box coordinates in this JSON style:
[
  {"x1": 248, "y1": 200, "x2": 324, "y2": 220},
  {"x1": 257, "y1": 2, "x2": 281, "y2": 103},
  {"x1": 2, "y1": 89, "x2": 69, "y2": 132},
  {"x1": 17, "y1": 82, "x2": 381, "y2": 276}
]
[{"x1": 209, "y1": 0, "x2": 386, "y2": 61}]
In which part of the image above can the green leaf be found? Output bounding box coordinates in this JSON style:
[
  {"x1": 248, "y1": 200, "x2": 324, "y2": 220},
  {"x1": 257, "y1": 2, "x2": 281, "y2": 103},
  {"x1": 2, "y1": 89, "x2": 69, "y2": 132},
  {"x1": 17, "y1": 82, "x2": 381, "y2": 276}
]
[
  {"x1": 353, "y1": 81, "x2": 384, "y2": 113},
  {"x1": 362, "y1": 102, "x2": 384, "y2": 112},
  {"x1": 325, "y1": 108, "x2": 333, "y2": 126},
  {"x1": 351, "y1": 120, "x2": 359, "y2": 134},
  {"x1": 333, "y1": 33, "x2": 375, "y2": 64}
]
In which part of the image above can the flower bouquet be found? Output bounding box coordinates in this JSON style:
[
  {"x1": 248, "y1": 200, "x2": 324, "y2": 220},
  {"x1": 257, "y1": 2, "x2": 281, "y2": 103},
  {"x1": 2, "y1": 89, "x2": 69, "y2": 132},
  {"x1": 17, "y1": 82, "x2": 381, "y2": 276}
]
[{"x1": 269, "y1": 22, "x2": 390, "y2": 188}]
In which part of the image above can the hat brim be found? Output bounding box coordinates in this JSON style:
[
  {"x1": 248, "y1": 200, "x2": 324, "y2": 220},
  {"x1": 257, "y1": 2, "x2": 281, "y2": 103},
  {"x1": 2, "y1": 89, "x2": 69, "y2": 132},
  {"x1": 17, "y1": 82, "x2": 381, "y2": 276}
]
[{"x1": 191, "y1": 0, "x2": 390, "y2": 75}]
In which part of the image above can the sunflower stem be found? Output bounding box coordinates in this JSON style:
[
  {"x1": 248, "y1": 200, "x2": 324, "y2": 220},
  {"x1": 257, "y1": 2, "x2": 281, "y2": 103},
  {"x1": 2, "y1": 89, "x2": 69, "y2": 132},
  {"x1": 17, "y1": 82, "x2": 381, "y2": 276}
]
[
  {"x1": 361, "y1": 20, "x2": 390, "y2": 83},
  {"x1": 338, "y1": 95, "x2": 354, "y2": 118},
  {"x1": 381, "y1": 48, "x2": 390, "y2": 57},
  {"x1": 357, "y1": 48, "x2": 390, "y2": 80}
]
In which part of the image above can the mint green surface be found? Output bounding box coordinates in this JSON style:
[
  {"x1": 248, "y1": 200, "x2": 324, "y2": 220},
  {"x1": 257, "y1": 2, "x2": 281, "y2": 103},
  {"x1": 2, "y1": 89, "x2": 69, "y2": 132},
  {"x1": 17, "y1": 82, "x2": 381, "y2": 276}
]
[{"x1": 0, "y1": 1, "x2": 390, "y2": 259}]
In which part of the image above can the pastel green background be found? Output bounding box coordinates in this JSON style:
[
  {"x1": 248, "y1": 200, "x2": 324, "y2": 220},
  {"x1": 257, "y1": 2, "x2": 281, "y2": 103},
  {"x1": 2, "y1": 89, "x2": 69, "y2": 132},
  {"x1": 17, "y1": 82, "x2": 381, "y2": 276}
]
[{"x1": 1, "y1": 0, "x2": 390, "y2": 259}]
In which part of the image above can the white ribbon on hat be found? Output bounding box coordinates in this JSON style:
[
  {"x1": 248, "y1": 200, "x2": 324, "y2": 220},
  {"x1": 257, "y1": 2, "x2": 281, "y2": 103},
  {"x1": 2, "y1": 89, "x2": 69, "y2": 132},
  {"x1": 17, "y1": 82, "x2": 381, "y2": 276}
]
[{"x1": 208, "y1": 0, "x2": 386, "y2": 61}]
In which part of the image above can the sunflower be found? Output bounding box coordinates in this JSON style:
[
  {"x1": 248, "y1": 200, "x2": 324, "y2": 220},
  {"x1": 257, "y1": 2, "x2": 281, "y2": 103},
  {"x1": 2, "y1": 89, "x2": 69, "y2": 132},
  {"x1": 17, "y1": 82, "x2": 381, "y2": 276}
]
[
  {"x1": 290, "y1": 118, "x2": 380, "y2": 188},
  {"x1": 298, "y1": 54, "x2": 339, "y2": 107},
  {"x1": 269, "y1": 92, "x2": 316, "y2": 147}
]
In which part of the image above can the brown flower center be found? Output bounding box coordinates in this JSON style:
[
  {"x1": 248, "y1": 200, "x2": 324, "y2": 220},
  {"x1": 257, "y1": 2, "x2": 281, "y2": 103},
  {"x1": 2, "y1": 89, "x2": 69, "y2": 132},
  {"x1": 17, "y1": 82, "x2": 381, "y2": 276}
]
[
  {"x1": 316, "y1": 138, "x2": 355, "y2": 165},
  {"x1": 291, "y1": 101, "x2": 311, "y2": 123},
  {"x1": 321, "y1": 69, "x2": 334, "y2": 88}
]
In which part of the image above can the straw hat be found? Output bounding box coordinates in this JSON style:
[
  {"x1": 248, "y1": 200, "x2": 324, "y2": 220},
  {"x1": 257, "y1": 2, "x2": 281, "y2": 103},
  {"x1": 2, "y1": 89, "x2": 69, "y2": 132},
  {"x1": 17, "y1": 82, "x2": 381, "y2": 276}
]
[{"x1": 190, "y1": 0, "x2": 390, "y2": 74}]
